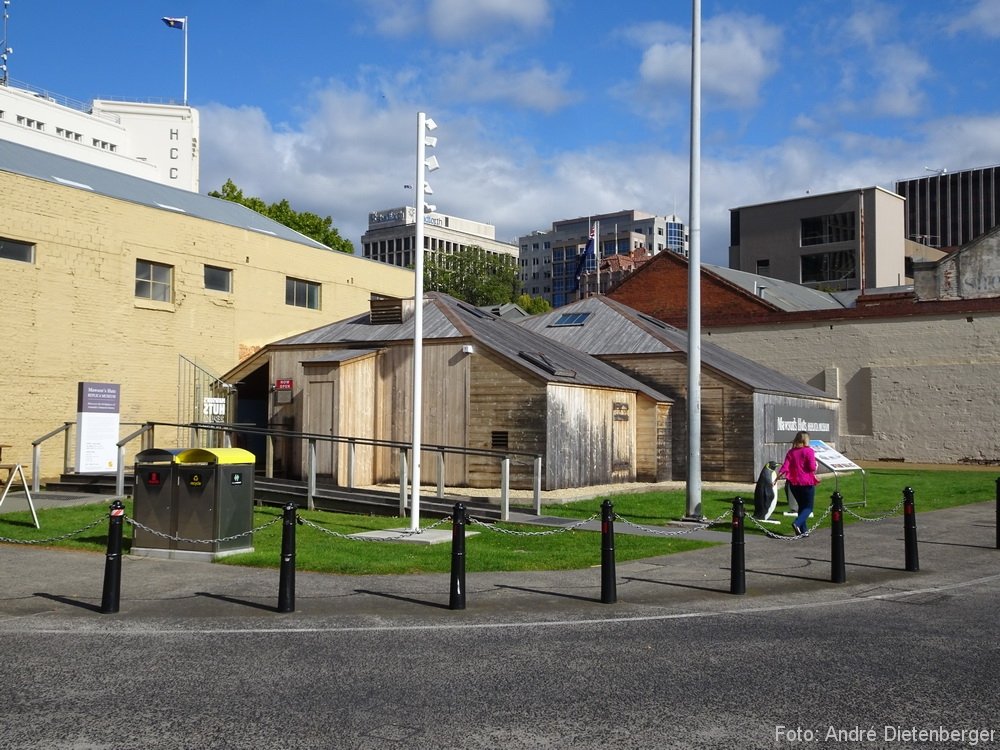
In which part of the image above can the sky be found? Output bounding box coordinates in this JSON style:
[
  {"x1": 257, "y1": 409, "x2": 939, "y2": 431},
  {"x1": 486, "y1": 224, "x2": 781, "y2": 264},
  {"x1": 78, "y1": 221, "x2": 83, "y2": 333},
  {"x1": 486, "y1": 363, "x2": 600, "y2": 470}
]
[{"x1": 5, "y1": 0, "x2": 1000, "y2": 264}]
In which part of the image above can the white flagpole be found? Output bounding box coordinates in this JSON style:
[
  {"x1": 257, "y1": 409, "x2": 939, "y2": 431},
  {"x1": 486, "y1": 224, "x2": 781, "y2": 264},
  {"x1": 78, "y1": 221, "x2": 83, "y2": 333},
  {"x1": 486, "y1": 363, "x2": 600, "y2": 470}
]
[{"x1": 183, "y1": 17, "x2": 189, "y2": 106}]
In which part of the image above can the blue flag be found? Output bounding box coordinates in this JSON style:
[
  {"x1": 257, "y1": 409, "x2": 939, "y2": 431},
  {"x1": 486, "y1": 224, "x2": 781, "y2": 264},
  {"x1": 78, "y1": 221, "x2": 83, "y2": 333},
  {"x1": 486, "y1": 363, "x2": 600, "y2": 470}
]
[
  {"x1": 162, "y1": 17, "x2": 185, "y2": 30},
  {"x1": 573, "y1": 226, "x2": 597, "y2": 291}
]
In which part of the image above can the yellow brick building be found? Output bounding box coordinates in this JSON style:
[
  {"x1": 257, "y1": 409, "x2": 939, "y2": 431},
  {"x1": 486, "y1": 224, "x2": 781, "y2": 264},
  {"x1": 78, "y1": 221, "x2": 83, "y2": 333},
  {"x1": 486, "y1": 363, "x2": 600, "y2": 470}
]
[{"x1": 0, "y1": 141, "x2": 413, "y2": 482}]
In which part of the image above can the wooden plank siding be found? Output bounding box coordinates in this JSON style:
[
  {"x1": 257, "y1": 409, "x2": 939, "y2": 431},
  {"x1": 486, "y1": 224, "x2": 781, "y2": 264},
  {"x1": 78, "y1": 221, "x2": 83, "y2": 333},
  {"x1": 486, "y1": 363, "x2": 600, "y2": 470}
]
[
  {"x1": 601, "y1": 353, "x2": 757, "y2": 481},
  {"x1": 467, "y1": 350, "x2": 548, "y2": 489},
  {"x1": 546, "y1": 385, "x2": 638, "y2": 489},
  {"x1": 634, "y1": 400, "x2": 672, "y2": 482}
]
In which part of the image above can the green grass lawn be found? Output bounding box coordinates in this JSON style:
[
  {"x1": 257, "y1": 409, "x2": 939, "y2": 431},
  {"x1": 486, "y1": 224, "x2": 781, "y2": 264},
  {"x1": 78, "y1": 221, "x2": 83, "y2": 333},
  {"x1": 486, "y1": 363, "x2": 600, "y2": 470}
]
[{"x1": 0, "y1": 467, "x2": 995, "y2": 574}]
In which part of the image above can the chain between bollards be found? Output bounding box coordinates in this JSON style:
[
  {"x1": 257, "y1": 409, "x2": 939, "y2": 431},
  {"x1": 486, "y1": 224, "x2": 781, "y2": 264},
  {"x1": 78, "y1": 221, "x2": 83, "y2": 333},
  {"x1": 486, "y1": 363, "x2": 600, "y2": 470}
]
[
  {"x1": 902, "y1": 487, "x2": 919, "y2": 572},
  {"x1": 600, "y1": 499, "x2": 617, "y2": 604},
  {"x1": 449, "y1": 503, "x2": 468, "y2": 610},
  {"x1": 830, "y1": 491, "x2": 846, "y2": 584},
  {"x1": 100, "y1": 499, "x2": 126, "y2": 614},
  {"x1": 730, "y1": 497, "x2": 746, "y2": 595},
  {"x1": 277, "y1": 503, "x2": 297, "y2": 613}
]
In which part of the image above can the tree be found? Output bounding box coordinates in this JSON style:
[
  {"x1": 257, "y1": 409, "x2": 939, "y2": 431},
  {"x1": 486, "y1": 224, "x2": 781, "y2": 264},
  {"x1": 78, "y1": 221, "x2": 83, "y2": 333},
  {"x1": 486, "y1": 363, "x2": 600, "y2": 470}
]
[
  {"x1": 208, "y1": 179, "x2": 353, "y2": 254},
  {"x1": 516, "y1": 294, "x2": 552, "y2": 314},
  {"x1": 423, "y1": 245, "x2": 520, "y2": 306}
]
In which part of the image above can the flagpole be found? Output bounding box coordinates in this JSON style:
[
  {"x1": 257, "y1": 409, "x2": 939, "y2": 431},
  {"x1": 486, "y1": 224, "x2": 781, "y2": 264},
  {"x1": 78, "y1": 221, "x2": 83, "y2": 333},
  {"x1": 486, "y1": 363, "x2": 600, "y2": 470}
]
[{"x1": 183, "y1": 16, "x2": 188, "y2": 106}]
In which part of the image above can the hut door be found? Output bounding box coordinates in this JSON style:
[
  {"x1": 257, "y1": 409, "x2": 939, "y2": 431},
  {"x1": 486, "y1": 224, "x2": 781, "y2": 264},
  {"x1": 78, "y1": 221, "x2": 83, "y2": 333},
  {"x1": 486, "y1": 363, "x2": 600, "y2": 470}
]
[
  {"x1": 611, "y1": 401, "x2": 633, "y2": 481},
  {"x1": 304, "y1": 379, "x2": 337, "y2": 478}
]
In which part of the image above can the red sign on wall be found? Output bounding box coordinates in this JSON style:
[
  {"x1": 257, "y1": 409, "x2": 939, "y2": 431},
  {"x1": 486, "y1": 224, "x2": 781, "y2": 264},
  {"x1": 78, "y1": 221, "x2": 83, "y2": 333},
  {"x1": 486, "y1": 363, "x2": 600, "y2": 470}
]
[{"x1": 275, "y1": 379, "x2": 293, "y2": 391}]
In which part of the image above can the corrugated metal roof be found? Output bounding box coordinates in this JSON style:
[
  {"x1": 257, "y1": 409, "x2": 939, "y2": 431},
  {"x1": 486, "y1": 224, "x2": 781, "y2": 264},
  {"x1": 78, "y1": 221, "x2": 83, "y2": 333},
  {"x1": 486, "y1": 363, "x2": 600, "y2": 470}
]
[
  {"x1": 0, "y1": 139, "x2": 330, "y2": 251},
  {"x1": 268, "y1": 293, "x2": 671, "y2": 402},
  {"x1": 519, "y1": 297, "x2": 833, "y2": 399},
  {"x1": 705, "y1": 264, "x2": 848, "y2": 312}
]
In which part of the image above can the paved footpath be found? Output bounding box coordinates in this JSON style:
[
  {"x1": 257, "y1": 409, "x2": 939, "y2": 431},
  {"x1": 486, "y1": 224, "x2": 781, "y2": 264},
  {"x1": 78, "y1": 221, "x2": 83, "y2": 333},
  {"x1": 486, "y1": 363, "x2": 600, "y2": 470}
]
[{"x1": 0, "y1": 497, "x2": 996, "y2": 629}]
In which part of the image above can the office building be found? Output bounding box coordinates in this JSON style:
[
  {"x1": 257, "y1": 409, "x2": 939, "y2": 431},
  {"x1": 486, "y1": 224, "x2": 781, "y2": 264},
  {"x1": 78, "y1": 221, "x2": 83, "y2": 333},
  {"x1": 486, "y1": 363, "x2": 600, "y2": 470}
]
[
  {"x1": 361, "y1": 206, "x2": 518, "y2": 268},
  {"x1": 895, "y1": 164, "x2": 1000, "y2": 250},
  {"x1": 519, "y1": 210, "x2": 689, "y2": 308},
  {"x1": 729, "y1": 186, "x2": 906, "y2": 291}
]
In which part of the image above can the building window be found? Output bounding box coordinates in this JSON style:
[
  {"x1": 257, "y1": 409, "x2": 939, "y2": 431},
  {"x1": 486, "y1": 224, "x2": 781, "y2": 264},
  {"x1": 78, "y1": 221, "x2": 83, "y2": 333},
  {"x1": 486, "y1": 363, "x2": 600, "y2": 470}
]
[
  {"x1": 801, "y1": 212, "x2": 855, "y2": 246},
  {"x1": 0, "y1": 237, "x2": 34, "y2": 263},
  {"x1": 801, "y1": 250, "x2": 856, "y2": 285},
  {"x1": 135, "y1": 260, "x2": 173, "y2": 301},
  {"x1": 756, "y1": 259, "x2": 770, "y2": 276},
  {"x1": 286, "y1": 277, "x2": 321, "y2": 309},
  {"x1": 204, "y1": 265, "x2": 232, "y2": 292}
]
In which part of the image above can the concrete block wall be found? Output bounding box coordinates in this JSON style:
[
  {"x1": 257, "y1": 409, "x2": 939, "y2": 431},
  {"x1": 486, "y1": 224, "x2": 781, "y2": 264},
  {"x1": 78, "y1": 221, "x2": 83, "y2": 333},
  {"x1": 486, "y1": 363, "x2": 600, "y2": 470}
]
[{"x1": 705, "y1": 312, "x2": 1000, "y2": 464}]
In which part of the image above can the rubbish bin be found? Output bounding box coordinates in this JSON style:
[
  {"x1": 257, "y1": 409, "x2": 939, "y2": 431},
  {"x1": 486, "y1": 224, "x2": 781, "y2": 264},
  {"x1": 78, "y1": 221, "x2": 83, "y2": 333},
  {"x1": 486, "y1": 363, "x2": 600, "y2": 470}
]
[
  {"x1": 132, "y1": 448, "x2": 183, "y2": 557},
  {"x1": 131, "y1": 447, "x2": 256, "y2": 561}
]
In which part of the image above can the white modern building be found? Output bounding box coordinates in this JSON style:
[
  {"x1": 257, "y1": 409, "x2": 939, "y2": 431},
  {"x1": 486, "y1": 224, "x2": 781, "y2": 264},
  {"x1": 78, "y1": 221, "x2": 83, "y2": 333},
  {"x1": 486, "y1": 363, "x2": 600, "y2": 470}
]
[
  {"x1": 360, "y1": 206, "x2": 518, "y2": 267},
  {"x1": 0, "y1": 79, "x2": 199, "y2": 191},
  {"x1": 519, "y1": 210, "x2": 688, "y2": 308}
]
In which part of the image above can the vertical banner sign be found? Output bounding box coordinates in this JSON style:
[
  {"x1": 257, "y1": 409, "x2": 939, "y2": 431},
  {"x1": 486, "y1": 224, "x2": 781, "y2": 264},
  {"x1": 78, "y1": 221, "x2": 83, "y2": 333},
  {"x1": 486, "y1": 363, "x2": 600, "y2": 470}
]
[{"x1": 76, "y1": 382, "x2": 121, "y2": 473}]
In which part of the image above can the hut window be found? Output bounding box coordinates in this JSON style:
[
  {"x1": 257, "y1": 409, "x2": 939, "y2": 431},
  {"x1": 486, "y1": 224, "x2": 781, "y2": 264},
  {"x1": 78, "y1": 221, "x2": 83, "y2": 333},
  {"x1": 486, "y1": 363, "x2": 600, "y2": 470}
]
[{"x1": 491, "y1": 431, "x2": 509, "y2": 450}]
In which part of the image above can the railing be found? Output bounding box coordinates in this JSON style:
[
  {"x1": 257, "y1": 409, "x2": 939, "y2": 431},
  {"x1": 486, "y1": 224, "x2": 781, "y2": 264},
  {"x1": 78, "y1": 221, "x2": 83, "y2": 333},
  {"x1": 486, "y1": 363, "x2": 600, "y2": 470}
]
[
  {"x1": 31, "y1": 422, "x2": 148, "y2": 494},
  {"x1": 113, "y1": 421, "x2": 544, "y2": 520}
]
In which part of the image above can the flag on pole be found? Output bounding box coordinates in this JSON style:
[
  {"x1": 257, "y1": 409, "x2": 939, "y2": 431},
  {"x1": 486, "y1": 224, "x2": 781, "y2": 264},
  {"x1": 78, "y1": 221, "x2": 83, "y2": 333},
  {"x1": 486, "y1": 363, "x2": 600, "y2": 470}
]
[
  {"x1": 162, "y1": 17, "x2": 185, "y2": 30},
  {"x1": 574, "y1": 222, "x2": 597, "y2": 291}
]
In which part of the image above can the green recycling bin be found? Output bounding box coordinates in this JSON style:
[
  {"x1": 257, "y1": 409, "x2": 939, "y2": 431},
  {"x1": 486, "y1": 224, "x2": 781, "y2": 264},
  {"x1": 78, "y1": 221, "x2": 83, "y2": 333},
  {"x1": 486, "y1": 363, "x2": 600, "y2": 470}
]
[{"x1": 131, "y1": 447, "x2": 255, "y2": 561}]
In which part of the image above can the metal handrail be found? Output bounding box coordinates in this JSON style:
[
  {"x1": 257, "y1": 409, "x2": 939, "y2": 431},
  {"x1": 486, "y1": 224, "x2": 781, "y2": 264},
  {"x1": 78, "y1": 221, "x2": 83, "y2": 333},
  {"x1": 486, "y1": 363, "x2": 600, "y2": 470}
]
[{"x1": 30, "y1": 422, "x2": 74, "y2": 493}]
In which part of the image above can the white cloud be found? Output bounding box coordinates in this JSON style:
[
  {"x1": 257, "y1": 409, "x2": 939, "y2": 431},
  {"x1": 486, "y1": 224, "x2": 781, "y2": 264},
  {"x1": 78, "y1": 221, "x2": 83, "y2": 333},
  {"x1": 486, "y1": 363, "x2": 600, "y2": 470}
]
[
  {"x1": 629, "y1": 12, "x2": 783, "y2": 111},
  {"x1": 428, "y1": 0, "x2": 551, "y2": 40},
  {"x1": 948, "y1": 0, "x2": 1000, "y2": 37},
  {"x1": 434, "y1": 51, "x2": 578, "y2": 112}
]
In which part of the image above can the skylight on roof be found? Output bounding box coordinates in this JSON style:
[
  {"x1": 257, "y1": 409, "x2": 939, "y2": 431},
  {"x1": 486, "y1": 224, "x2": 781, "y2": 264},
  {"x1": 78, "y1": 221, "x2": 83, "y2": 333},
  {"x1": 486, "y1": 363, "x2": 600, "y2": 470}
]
[{"x1": 550, "y1": 312, "x2": 591, "y2": 327}]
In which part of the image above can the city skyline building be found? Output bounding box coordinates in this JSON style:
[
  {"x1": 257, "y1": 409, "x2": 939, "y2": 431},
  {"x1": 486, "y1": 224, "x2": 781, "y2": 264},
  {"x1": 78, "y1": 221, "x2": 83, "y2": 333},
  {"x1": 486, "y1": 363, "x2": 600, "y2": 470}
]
[
  {"x1": 519, "y1": 209, "x2": 689, "y2": 308},
  {"x1": 895, "y1": 163, "x2": 1000, "y2": 250},
  {"x1": 361, "y1": 205, "x2": 518, "y2": 269}
]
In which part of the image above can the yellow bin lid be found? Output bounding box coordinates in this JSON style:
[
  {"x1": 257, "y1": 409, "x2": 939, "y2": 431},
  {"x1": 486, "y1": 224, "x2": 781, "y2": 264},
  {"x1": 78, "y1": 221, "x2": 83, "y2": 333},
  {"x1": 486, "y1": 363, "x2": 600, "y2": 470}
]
[{"x1": 175, "y1": 448, "x2": 256, "y2": 465}]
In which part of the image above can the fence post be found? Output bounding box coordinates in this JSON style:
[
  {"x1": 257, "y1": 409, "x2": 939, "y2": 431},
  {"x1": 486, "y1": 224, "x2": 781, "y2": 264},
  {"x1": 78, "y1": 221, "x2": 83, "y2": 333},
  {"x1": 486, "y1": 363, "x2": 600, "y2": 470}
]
[
  {"x1": 277, "y1": 503, "x2": 297, "y2": 613},
  {"x1": 449, "y1": 503, "x2": 467, "y2": 611},
  {"x1": 831, "y1": 491, "x2": 846, "y2": 584},
  {"x1": 600, "y1": 499, "x2": 617, "y2": 604},
  {"x1": 903, "y1": 486, "x2": 919, "y2": 572},
  {"x1": 730, "y1": 497, "x2": 746, "y2": 595},
  {"x1": 100, "y1": 499, "x2": 126, "y2": 614}
]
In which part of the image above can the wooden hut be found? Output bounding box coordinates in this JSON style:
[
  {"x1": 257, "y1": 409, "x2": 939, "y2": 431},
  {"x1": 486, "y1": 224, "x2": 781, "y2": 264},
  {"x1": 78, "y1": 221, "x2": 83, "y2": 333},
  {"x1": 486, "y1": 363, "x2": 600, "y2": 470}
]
[
  {"x1": 518, "y1": 296, "x2": 840, "y2": 481},
  {"x1": 224, "y1": 293, "x2": 673, "y2": 490}
]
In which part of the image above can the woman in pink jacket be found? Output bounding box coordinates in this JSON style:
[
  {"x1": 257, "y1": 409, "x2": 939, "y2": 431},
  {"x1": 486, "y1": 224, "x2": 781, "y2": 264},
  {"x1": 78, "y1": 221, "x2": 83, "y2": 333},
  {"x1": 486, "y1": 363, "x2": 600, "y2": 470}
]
[{"x1": 778, "y1": 431, "x2": 819, "y2": 536}]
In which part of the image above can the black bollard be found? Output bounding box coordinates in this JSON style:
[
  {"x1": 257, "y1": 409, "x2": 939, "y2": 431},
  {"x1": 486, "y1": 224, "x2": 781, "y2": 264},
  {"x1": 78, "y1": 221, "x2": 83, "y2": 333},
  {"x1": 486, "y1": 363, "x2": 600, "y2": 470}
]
[
  {"x1": 730, "y1": 497, "x2": 746, "y2": 595},
  {"x1": 277, "y1": 503, "x2": 297, "y2": 613},
  {"x1": 600, "y1": 499, "x2": 617, "y2": 604},
  {"x1": 903, "y1": 487, "x2": 919, "y2": 572},
  {"x1": 100, "y1": 499, "x2": 126, "y2": 614},
  {"x1": 830, "y1": 492, "x2": 846, "y2": 584},
  {"x1": 449, "y1": 503, "x2": 468, "y2": 611}
]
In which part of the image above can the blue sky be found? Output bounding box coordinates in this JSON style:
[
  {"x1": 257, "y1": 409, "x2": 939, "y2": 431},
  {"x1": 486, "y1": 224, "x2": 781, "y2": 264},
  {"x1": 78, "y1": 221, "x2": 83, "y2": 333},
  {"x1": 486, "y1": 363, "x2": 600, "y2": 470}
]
[{"x1": 6, "y1": 0, "x2": 1000, "y2": 263}]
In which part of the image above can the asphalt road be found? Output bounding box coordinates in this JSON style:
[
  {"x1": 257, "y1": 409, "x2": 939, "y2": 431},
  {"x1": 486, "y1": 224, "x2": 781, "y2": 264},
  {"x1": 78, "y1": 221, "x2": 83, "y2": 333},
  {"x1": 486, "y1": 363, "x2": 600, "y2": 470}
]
[{"x1": 1, "y1": 502, "x2": 998, "y2": 749}]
